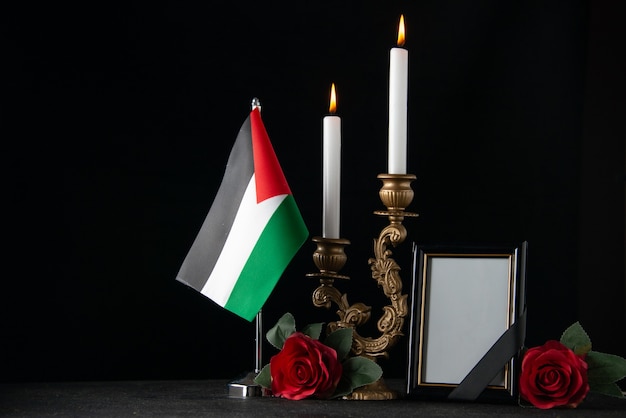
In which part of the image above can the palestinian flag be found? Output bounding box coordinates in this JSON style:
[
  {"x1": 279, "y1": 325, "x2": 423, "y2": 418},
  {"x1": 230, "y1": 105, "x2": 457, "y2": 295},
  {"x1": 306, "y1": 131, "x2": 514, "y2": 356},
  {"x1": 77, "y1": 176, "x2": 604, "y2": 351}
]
[{"x1": 176, "y1": 108, "x2": 308, "y2": 321}]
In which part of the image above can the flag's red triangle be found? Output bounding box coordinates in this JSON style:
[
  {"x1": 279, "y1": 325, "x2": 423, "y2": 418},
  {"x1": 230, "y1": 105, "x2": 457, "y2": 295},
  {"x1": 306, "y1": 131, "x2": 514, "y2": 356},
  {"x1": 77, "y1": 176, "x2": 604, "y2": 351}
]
[{"x1": 250, "y1": 108, "x2": 292, "y2": 203}]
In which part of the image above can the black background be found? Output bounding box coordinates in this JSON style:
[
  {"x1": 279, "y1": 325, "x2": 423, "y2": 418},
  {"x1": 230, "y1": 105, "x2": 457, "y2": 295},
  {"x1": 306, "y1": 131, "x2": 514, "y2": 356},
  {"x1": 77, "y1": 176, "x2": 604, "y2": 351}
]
[{"x1": 4, "y1": 1, "x2": 624, "y2": 384}]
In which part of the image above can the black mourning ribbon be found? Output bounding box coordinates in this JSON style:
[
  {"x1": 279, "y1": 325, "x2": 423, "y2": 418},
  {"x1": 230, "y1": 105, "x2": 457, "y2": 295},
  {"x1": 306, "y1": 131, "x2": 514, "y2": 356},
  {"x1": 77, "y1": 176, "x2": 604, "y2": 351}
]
[{"x1": 448, "y1": 309, "x2": 527, "y2": 401}]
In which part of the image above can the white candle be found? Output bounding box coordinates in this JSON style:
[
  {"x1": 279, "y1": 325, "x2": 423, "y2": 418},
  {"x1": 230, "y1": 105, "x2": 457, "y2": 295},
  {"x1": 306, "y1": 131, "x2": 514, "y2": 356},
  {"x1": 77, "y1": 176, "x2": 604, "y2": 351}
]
[
  {"x1": 388, "y1": 14, "x2": 408, "y2": 174},
  {"x1": 323, "y1": 83, "x2": 341, "y2": 239}
]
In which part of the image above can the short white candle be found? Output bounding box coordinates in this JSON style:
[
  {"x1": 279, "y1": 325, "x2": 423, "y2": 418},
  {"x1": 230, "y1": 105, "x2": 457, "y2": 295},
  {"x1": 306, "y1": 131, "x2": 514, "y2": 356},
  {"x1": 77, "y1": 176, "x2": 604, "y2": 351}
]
[
  {"x1": 323, "y1": 83, "x2": 341, "y2": 239},
  {"x1": 388, "y1": 14, "x2": 408, "y2": 174}
]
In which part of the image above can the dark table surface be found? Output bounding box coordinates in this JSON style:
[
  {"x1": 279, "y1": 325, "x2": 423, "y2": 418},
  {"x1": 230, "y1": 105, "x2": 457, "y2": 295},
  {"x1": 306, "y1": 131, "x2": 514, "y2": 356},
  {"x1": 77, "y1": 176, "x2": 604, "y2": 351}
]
[{"x1": 1, "y1": 379, "x2": 625, "y2": 417}]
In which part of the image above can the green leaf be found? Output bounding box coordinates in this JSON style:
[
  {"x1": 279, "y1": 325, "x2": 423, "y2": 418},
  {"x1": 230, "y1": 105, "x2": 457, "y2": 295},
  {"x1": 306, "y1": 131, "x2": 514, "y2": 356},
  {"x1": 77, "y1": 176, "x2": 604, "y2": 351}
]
[
  {"x1": 588, "y1": 382, "x2": 625, "y2": 398},
  {"x1": 266, "y1": 312, "x2": 296, "y2": 350},
  {"x1": 331, "y1": 375, "x2": 354, "y2": 399},
  {"x1": 253, "y1": 364, "x2": 271, "y2": 389},
  {"x1": 560, "y1": 322, "x2": 592, "y2": 355},
  {"x1": 329, "y1": 356, "x2": 384, "y2": 399},
  {"x1": 301, "y1": 322, "x2": 324, "y2": 340},
  {"x1": 324, "y1": 328, "x2": 353, "y2": 361},
  {"x1": 341, "y1": 356, "x2": 383, "y2": 390},
  {"x1": 586, "y1": 351, "x2": 626, "y2": 384}
]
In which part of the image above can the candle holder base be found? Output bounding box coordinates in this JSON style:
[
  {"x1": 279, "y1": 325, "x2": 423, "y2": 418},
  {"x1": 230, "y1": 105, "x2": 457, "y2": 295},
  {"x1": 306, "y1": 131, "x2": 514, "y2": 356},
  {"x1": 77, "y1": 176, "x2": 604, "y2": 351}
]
[
  {"x1": 343, "y1": 378, "x2": 398, "y2": 400},
  {"x1": 305, "y1": 236, "x2": 351, "y2": 281}
]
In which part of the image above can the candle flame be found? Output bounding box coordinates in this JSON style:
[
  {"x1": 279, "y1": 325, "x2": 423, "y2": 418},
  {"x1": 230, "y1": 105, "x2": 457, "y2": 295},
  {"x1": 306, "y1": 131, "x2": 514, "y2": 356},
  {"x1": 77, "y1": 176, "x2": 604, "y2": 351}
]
[
  {"x1": 329, "y1": 83, "x2": 337, "y2": 114},
  {"x1": 397, "y1": 14, "x2": 405, "y2": 47}
]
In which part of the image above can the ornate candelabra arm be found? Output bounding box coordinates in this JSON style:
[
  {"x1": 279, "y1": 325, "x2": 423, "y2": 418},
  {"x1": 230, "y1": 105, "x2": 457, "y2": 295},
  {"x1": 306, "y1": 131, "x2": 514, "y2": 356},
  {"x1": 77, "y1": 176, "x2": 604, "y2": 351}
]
[
  {"x1": 347, "y1": 177, "x2": 416, "y2": 400},
  {"x1": 307, "y1": 237, "x2": 373, "y2": 330},
  {"x1": 307, "y1": 236, "x2": 354, "y2": 315},
  {"x1": 308, "y1": 174, "x2": 417, "y2": 400}
]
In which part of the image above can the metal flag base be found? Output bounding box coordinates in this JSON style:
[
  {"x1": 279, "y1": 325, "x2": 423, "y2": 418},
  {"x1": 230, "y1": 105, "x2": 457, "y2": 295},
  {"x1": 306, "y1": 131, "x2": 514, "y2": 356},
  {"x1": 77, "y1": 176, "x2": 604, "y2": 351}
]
[
  {"x1": 227, "y1": 308, "x2": 266, "y2": 398},
  {"x1": 227, "y1": 370, "x2": 264, "y2": 398}
]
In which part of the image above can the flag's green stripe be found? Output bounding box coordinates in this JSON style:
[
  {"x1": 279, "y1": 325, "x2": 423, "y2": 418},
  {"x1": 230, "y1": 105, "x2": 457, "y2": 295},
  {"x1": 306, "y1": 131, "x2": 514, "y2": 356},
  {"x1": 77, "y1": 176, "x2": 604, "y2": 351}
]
[{"x1": 224, "y1": 195, "x2": 308, "y2": 321}]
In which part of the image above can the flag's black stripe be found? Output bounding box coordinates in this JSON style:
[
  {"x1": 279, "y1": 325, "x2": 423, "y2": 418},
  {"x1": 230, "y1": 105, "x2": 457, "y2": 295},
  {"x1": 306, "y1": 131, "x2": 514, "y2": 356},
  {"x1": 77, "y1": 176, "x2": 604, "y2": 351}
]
[{"x1": 176, "y1": 115, "x2": 254, "y2": 291}]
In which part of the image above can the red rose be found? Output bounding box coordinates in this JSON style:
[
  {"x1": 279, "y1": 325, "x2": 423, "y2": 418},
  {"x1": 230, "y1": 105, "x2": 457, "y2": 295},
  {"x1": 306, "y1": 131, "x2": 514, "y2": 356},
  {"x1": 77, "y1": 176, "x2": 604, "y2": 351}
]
[
  {"x1": 269, "y1": 332, "x2": 343, "y2": 400},
  {"x1": 520, "y1": 340, "x2": 590, "y2": 409}
]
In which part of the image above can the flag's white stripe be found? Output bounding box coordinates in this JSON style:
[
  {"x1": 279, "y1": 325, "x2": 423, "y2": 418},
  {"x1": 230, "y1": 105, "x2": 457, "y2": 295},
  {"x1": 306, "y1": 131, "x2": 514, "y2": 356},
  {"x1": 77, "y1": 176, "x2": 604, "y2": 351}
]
[{"x1": 201, "y1": 174, "x2": 286, "y2": 306}]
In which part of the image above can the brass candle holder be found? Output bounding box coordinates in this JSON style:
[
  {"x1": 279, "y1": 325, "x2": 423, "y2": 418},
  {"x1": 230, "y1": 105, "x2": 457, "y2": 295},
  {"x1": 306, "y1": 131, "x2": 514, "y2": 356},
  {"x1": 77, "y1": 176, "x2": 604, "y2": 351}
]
[{"x1": 307, "y1": 173, "x2": 418, "y2": 400}]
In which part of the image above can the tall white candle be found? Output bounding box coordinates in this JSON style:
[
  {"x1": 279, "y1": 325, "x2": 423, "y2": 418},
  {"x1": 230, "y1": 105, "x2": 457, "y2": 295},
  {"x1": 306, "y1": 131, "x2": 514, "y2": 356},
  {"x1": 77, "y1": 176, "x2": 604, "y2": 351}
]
[
  {"x1": 323, "y1": 83, "x2": 341, "y2": 239},
  {"x1": 388, "y1": 14, "x2": 408, "y2": 174}
]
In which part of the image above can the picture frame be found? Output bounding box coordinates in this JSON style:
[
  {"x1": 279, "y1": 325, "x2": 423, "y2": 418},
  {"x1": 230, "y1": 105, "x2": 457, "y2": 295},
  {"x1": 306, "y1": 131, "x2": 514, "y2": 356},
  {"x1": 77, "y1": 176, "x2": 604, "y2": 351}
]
[{"x1": 406, "y1": 242, "x2": 527, "y2": 403}]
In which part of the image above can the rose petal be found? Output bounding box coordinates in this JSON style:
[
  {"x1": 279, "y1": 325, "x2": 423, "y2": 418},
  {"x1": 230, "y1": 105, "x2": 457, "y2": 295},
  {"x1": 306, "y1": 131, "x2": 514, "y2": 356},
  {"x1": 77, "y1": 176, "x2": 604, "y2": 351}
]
[
  {"x1": 520, "y1": 340, "x2": 590, "y2": 409},
  {"x1": 269, "y1": 332, "x2": 343, "y2": 400}
]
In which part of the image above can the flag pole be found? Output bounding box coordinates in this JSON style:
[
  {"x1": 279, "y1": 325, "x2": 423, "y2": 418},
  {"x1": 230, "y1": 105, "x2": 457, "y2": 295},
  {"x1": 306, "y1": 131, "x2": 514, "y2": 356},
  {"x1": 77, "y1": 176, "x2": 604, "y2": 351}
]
[
  {"x1": 251, "y1": 96, "x2": 263, "y2": 373},
  {"x1": 227, "y1": 98, "x2": 265, "y2": 398},
  {"x1": 255, "y1": 309, "x2": 263, "y2": 373},
  {"x1": 251, "y1": 97, "x2": 263, "y2": 375}
]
